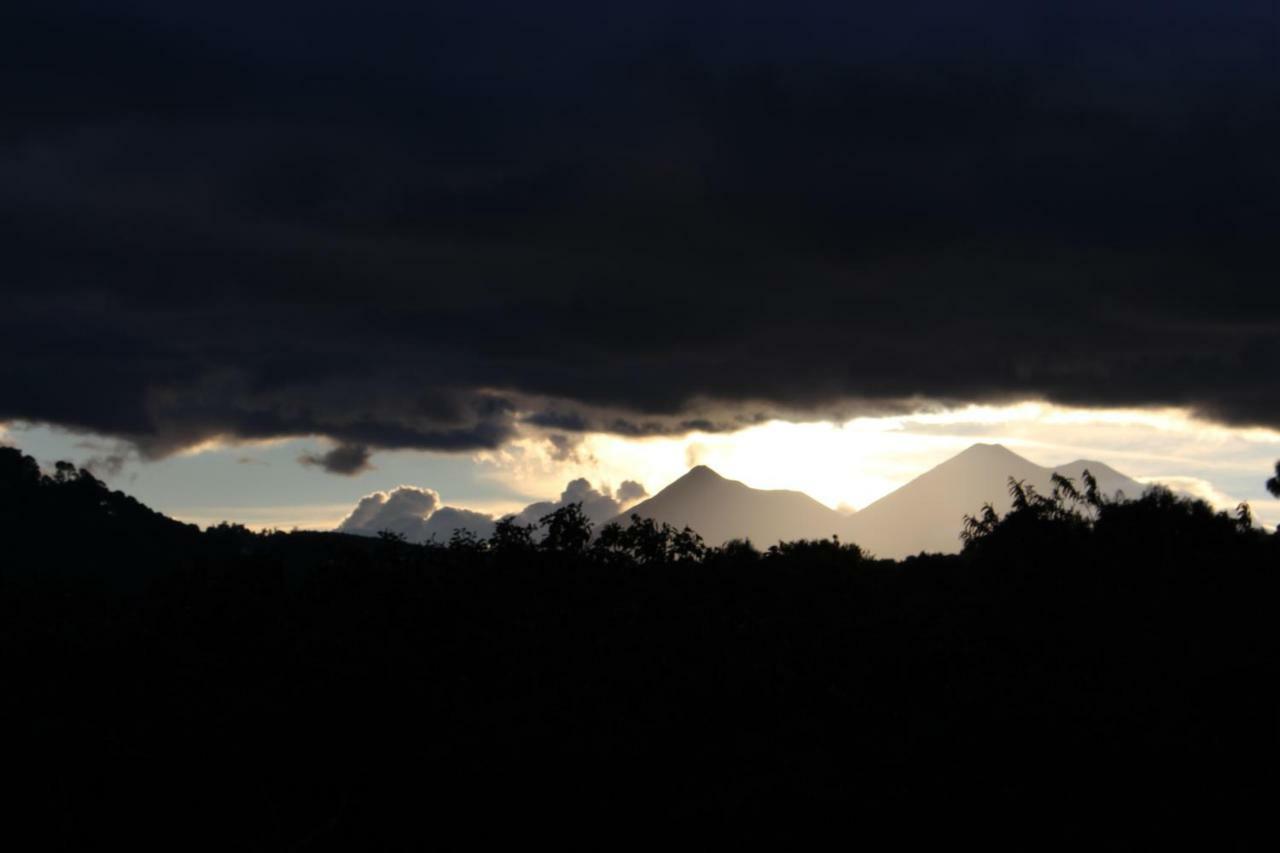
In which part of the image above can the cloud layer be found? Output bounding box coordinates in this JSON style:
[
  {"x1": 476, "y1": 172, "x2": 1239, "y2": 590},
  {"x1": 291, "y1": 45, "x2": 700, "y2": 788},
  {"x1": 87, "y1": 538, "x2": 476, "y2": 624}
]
[
  {"x1": 337, "y1": 478, "x2": 648, "y2": 543},
  {"x1": 5, "y1": 2, "x2": 1279, "y2": 462},
  {"x1": 299, "y1": 444, "x2": 374, "y2": 476}
]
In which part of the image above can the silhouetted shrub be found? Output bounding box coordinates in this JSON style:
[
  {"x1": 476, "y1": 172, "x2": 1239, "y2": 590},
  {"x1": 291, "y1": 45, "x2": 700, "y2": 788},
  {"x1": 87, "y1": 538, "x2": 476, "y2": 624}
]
[
  {"x1": 1, "y1": 446, "x2": 1275, "y2": 847},
  {"x1": 537, "y1": 502, "x2": 593, "y2": 553}
]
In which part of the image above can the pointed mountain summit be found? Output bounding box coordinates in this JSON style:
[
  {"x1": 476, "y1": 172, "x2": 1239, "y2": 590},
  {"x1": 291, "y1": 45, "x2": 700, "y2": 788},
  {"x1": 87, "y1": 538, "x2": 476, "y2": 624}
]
[
  {"x1": 843, "y1": 443, "x2": 1146, "y2": 558},
  {"x1": 614, "y1": 465, "x2": 843, "y2": 547},
  {"x1": 1049, "y1": 459, "x2": 1141, "y2": 499},
  {"x1": 613, "y1": 445, "x2": 1148, "y2": 556},
  {"x1": 675, "y1": 464, "x2": 725, "y2": 486}
]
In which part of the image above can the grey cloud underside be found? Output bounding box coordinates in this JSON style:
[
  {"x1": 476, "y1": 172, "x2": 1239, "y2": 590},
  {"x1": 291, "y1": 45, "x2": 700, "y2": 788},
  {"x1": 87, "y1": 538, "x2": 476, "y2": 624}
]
[
  {"x1": 299, "y1": 443, "x2": 373, "y2": 476},
  {"x1": 4, "y1": 1, "x2": 1280, "y2": 457}
]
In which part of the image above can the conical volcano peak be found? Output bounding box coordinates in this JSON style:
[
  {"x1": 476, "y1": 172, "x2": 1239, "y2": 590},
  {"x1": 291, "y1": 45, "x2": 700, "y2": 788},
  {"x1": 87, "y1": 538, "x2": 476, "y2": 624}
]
[
  {"x1": 959, "y1": 442, "x2": 1018, "y2": 457},
  {"x1": 1058, "y1": 458, "x2": 1121, "y2": 475},
  {"x1": 664, "y1": 464, "x2": 736, "y2": 496},
  {"x1": 682, "y1": 464, "x2": 725, "y2": 481},
  {"x1": 937, "y1": 443, "x2": 1028, "y2": 470},
  {"x1": 616, "y1": 464, "x2": 842, "y2": 546}
]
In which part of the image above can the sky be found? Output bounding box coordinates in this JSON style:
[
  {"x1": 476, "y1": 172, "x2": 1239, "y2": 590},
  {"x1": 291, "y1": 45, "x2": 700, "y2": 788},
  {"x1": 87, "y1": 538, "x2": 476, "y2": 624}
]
[
  {"x1": 5, "y1": 402, "x2": 1279, "y2": 531},
  {"x1": 4, "y1": 3, "x2": 1279, "y2": 531}
]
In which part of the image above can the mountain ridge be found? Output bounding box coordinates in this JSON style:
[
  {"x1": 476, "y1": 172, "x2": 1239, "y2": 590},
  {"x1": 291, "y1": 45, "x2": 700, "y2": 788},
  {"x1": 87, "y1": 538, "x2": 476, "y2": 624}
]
[
  {"x1": 619, "y1": 443, "x2": 1148, "y2": 557},
  {"x1": 611, "y1": 464, "x2": 844, "y2": 546}
]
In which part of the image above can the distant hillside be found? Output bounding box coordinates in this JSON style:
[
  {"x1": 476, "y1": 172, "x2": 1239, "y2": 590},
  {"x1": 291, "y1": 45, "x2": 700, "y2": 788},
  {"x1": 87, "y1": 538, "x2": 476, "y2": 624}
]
[
  {"x1": 614, "y1": 445, "x2": 1147, "y2": 556},
  {"x1": 844, "y1": 443, "x2": 1146, "y2": 558},
  {"x1": 613, "y1": 465, "x2": 844, "y2": 546},
  {"x1": 2, "y1": 441, "x2": 1150, "y2": 562}
]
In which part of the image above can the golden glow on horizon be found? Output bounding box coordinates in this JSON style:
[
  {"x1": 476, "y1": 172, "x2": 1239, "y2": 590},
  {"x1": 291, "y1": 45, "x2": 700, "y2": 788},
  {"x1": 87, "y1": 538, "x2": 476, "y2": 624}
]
[
  {"x1": 170, "y1": 434, "x2": 303, "y2": 457},
  {"x1": 477, "y1": 403, "x2": 1280, "y2": 523},
  {"x1": 17, "y1": 402, "x2": 1276, "y2": 531},
  {"x1": 167, "y1": 503, "x2": 357, "y2": 532}
]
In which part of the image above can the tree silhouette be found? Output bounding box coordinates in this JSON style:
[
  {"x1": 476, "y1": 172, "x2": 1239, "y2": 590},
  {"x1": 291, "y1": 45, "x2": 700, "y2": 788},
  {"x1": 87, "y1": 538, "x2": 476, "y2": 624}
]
[
  {"x1": 1, "y1": 441, "x2": 1275, "y2": 845},
  {"x1": 595, "y1": 514, "x2": 709, "y2": 565},
  {"x1": 448, "y1": 527, "x2": 485, "y2": 553},
  {"x1": 490, "y1": 516, "x2": 536, "y2": 553},
  {"x1": 1268, "y1": 461, "x2": 1280, "y2": 497},
  {"x1": 538, "y1": 502, "x2": 592, "y2": 553},
  {"x1": 0, "y1": 446, "x2": 41, "y2": 490}
]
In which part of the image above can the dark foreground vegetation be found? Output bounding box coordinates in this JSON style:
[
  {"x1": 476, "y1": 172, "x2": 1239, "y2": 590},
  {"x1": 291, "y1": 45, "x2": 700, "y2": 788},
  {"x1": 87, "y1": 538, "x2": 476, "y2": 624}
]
[{"x1": 3, "y1": 446, "x2": 1276, "y2": 847}]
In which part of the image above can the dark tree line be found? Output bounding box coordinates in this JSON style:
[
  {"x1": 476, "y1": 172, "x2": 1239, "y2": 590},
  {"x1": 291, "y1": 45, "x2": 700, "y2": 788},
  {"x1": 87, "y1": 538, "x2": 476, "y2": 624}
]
[{"x1": 2, "y1": 445, "x2": 1276, "y2": 848}]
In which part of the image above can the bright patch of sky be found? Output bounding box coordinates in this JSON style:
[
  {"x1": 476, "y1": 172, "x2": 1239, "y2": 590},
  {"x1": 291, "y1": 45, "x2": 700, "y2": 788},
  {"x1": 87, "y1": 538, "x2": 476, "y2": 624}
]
[
  {"x1": 4, "y1": 402, "x2": 1279, "y2": 530},
  {"x1": 479, "y1": 403, "x2": 1280, "y2": 527},
  {"x1": 0, "y1": 424, "x2": 534, "y2": 531}
]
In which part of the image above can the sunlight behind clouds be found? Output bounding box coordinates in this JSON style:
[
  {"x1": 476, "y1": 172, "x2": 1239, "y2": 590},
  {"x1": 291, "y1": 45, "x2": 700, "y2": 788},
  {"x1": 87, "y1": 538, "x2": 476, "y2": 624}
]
[
  {"x1": 480, "y1": 403, "x2": 1280, "y2": 526},
  {"x1": 10, "y1": 404, "x2": 1280, "y2": 531}
]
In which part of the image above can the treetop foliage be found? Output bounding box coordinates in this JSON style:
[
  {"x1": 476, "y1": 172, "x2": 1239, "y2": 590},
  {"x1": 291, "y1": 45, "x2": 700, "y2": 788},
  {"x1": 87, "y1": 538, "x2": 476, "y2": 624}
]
[{"x1": 2, "y1": 443, "x2": 1276, "y2": 845}]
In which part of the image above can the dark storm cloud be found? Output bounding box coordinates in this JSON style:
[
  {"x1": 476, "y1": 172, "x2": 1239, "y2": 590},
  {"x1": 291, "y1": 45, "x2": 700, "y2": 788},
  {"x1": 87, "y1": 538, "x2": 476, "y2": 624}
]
[
  {"x1": 545, "y1": 433, "x2": 586, "y2": 463},
  {"x1": 4, "y1": 1, "x2": 1280, "y2": 463},
  {"x1": 299, "y1": 443, "x2": 373, "y2": 476}
]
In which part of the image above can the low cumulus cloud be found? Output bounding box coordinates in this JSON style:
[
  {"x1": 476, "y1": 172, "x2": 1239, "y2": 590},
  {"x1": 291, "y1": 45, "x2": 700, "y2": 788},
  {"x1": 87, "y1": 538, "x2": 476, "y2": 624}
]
[
  {"x1": 616, "y1": 480, "x2": 648, "y2": 504},
  {"x1": 509, "y1": 478, "x2": 636, "y2": 528},
  {"x1": 1140, "y1": 476, "x2": 1241, "y2": 512},
  {"x1": 339, "y1": 486, "x2": 442, "y2": 540},
  {"x1": 338, "y1": 477, "x2": 649, "y2": 543},
  {"x1": 420, "y1": 507, "x2": 498, "y2": 542}
]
